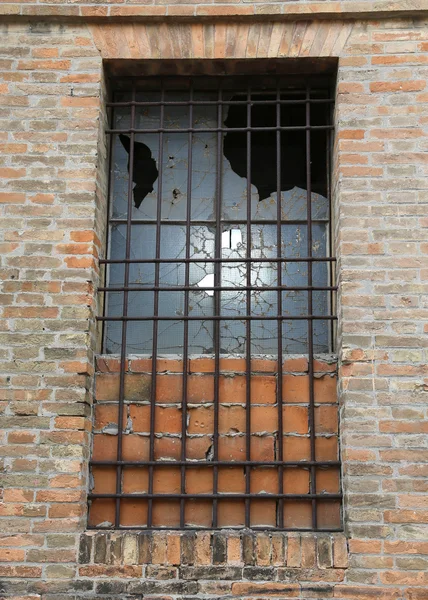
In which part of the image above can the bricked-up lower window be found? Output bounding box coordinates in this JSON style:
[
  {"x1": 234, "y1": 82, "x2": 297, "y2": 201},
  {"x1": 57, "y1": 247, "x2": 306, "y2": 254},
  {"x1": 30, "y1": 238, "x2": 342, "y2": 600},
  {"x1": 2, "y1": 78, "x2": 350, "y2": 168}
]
[{"x1": 89, "y1": 75, "x2": 341, "y2": 530}]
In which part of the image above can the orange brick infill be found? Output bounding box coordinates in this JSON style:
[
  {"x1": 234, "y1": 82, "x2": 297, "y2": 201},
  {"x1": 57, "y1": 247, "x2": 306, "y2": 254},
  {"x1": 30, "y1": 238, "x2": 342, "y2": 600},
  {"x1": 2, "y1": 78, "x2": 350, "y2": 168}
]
[
  {"x1": 91, "y1": 355, "x2": 339, "y2": 527},
  {"x1": 94, "y1": 359, "x2": 337, "y2": 401}
]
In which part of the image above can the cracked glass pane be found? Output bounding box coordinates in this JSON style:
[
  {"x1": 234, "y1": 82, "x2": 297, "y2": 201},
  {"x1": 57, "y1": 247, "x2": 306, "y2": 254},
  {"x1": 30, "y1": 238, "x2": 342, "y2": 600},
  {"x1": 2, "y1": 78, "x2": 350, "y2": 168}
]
[{"x1": 105, "y1": 89, "x2": 331, "y2": 356}]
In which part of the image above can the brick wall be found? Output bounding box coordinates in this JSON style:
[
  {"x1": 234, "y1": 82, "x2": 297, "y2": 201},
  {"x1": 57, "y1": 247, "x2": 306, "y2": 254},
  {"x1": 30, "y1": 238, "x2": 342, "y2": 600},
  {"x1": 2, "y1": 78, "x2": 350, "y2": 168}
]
[{"x1": 1, "y1": 9, "x2": 428, "y2": 600}]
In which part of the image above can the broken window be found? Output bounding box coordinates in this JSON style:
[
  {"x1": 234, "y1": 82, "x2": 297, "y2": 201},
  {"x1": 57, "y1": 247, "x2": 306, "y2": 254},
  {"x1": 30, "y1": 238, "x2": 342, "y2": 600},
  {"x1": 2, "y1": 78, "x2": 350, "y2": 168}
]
[
  {"x1": 103, "y1": 79, "x2": 334, "y2": 356},
  {"x1": 93, "y1": 75, "x2": 340, "y2": 531}
]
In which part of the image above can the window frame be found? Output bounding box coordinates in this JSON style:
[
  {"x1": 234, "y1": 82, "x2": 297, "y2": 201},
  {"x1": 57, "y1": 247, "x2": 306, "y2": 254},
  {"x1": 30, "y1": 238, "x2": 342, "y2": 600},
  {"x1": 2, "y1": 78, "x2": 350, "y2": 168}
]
[{"x1": 90, "y1": 73, "x2": 341, "y2": 531}]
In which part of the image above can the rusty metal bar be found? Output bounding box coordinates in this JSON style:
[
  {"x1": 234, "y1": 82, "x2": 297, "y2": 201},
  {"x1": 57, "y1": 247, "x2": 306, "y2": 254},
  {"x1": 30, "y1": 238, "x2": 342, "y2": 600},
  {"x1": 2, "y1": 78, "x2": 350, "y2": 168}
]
[
  {"x1": 276, "y1": 85, "x2": 284, "y2": 528},
  {"x1": 98, "y1": 314, "x2": 337, "y2": 322},
  {"x1": 91, "y1": 460, "x2": 340, "y2": 467},
  {"x1": 305, "y1": 85, "x2": 317, "y2": 530},
  {"x1": 180, "y1": 83, "x2": 193, "y2": 528},
  {"x1": 245, "y1": 86, "x2": 252, "y2": 528},
  {"x1": 100, "y1": 256, "x2": 336, "y2": 264},
  {"x1": 107, "y1": 125, "x2": 334, "y2": 134},
  {"x1": 100, "y1": 285, "x2": 338, "y2": 292},
  {"x1": 212, "y1": 85, "x2": 224, "y2": 528},
  {"x1": 114, "y1": 84, "x2": 136, "y2": 528},
  {"x1": 108, "y1": 219, "x2": 329, "y2": 225},
  {"x1": 147, "y1": 83, "x2": 165, "y2": 528},
  {"x1": 87, "y1": 525, "x2": 343, "y2": 532},
  {"x1": 107, "y1": 98, "x2": 334, "y2": 107},
  {"x1": 90, "y1": 492, "x2": 342, "y2": 500}
]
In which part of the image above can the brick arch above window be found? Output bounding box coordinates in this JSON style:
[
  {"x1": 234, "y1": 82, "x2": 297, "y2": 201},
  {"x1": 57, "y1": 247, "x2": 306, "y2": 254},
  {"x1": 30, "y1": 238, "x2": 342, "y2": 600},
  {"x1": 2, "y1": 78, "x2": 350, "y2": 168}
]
[{"x1": 89, "y1": 21, "x2": 354, "y2": 61}]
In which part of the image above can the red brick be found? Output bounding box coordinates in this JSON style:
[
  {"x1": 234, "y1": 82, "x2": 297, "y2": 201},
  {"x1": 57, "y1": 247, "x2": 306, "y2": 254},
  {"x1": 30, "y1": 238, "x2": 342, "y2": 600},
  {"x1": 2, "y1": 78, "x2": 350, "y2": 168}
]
[
  {"x1": 60, "y1": 96, "x2": 99, "y2": 107},
  {"x1": 0, "y1": 192, "x2": 26, "y2": 203},
  {"x1": 370, "y1": 80, "x2": 426, "y2": 93},
  {"x1": 79, "y1": 565, "x2": 142, "y2": 577},
  {"x1": 282, "y1": 375, "x2": 309, "y2": 403},
  {"x1": 18, "y1": 60, "x2": 71, "y2": 70},
  {"x1": 0, "y1": 549, "x2": 25, "y2": 561}
]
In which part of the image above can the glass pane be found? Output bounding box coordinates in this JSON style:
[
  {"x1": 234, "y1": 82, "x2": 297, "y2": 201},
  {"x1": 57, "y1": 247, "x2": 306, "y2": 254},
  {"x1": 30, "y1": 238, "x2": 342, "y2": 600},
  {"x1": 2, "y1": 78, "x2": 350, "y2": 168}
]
[
  {"x1": 161, "y1": 133, "x2": 189, "y2": 221},
  {"x1": 188, "y1": 320, "x2": 214, "y2": 355},
  {"x1": 190, "y1": 131, "x2": 217, "y2": 221},
  {"x1": 157, "y1": 320, "x2": 183, "y2": 354},
  {"x1": 282, "y1": 319, "x2": 308, "y2": 355},
  {"x1": 135, "y1": 91, "x2": 160, "y2": 129},
  {"x1": 220, "y1": 319, "x2": 246, "y2": 355},
  {"x1": 251, "y1": 319, "x2": 278, "y2": 354},
  {"x1": 106, "y1": 86, "x2": 331, "y2": 358}
]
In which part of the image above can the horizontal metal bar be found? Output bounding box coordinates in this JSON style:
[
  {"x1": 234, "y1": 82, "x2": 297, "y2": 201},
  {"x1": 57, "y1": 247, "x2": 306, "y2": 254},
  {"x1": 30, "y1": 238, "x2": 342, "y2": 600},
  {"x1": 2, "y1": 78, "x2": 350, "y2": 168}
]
[
  {"x1": 111, "y1": 74, "x2": 332, "y2": 83},
  {"x1": 109, "y1": 219, "x2": 329, "y2": 225},
  {"x1": 100, "y1": 257, "x2": 336, "y2": 264},
  {"x1": 90, "y1": 460, "x2": 341, "y2": 467},
  {"x1": 89, "y1": 492, "x2": 342, "y2": 500},
  {"x1": 107, "y1": 125, "x2": 334, "y2": 134},
  {"x1": 100, "y1": 285, "x2": 338, "y2": 293},
  {"x1": 87, "y1": 525, "x2": 342, "y2": 532},
  {"x1": 97, "y1": 314, "x2": 337, "y2": 322},
  {"x1": 108, "y1": 98, "x2": 334, "y2": 108}
]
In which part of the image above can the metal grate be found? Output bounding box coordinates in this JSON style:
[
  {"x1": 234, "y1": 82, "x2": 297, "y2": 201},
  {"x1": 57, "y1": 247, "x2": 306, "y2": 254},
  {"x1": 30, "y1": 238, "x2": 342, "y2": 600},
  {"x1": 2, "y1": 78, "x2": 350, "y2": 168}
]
[{"x1": 89, "y1": 75, "x2": 340, "y2": 531}]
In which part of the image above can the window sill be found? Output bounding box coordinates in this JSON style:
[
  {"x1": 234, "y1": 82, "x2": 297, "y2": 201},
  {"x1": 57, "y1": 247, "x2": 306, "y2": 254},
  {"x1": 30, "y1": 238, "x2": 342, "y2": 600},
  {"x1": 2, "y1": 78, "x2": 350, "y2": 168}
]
[{"x1": 79, "y1": 530, "x2": 348, "y2": 569}]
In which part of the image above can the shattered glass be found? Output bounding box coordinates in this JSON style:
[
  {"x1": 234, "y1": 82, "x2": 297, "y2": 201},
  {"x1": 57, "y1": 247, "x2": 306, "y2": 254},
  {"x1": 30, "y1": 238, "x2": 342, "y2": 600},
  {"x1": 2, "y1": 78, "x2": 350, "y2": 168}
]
[{"x1": 105, "y1": 91, "x2": 331, "y2": 356}]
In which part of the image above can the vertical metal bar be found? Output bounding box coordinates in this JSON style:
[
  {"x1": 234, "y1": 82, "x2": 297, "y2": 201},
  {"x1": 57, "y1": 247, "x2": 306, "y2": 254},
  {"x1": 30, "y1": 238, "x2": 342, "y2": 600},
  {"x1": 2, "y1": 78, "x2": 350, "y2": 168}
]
[
  {"x1": 148, "y1": 82, "x2": 165, "y2": 528},
  {"x1": 115, "y1": 84, "x2": 136, "y2": 527},
  {"x1": 212, "y1": 84, "x2": 223, "y2": 528},
  {"x1": 245, "y1": 86, "x2": 252, "y2": 528},
  {"x1": 276, "y1": 85, "x2": 284, "y2": 528},
  {"x1": 181, "y1": 83, "x2": 193, "y2": 528},
  {"x1": 306, "y1": 84, "x2": 317, "y2": 530},
  {"x1": 326, "y1": 90, "x2": 334, "y2": 352}
]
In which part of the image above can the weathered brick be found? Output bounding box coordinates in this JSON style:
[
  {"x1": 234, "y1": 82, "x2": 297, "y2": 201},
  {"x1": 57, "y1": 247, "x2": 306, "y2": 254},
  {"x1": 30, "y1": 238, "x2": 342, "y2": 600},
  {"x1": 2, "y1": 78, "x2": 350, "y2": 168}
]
[{"x1": 78, "y1": 533, "x2": 92, "y2": 564}]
